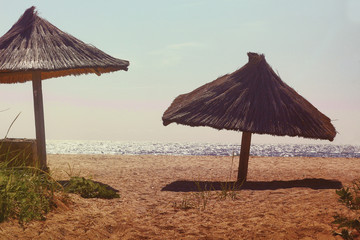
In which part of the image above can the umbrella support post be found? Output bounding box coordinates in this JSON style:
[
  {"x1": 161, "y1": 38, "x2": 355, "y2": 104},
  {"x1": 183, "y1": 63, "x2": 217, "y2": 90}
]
[
  {"x1": 237, "y1": 132, "x2": 252, "y2": 183},
  {"x1": 32, "y1": 72, "x2": 47, "y2": 171}
]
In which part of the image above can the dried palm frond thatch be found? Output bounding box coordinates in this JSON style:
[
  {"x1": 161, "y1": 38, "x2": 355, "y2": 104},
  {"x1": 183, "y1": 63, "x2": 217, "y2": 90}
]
[
  {"x1": 0, "y1": 6, "x2": 129, "y2": 84},
  {"x1": 162, "y1": 52, "x2": 336, "y2": 182},
  {"x1": 163, "y1": 52, "x2": 336, "y2": 141}
]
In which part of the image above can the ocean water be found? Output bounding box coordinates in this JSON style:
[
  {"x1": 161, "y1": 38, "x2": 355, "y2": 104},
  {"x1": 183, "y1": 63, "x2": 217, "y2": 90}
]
[{"x1": 46, "y1": 140, "x2": 360, "y2": 158}]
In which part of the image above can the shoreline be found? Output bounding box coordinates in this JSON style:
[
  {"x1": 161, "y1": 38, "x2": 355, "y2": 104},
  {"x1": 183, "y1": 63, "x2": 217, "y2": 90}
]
[
  {"x1": 1, "y1": 155, "x2": 359, "y2": 239},
  {"x1": 46, "y1": 141, "x2": 360, "y2": 158}
]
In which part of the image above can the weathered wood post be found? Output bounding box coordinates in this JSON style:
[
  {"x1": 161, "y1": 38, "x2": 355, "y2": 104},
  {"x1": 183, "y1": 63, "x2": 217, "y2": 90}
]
[
  {"x1": 32, "y1": 71, "x2": 47, "y2": 170},
  {"x1": 237, "y1": 131, "x2": 252, "y2": 183}
]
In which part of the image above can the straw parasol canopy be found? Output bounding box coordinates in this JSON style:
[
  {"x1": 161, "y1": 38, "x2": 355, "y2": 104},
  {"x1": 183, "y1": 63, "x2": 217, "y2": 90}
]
[
  {"x1": 162, "y1": 52, "x2": 336, "y2": 182},
  {"x1": 0, "y1": 6, "x2": 129, "y2": 83},
  {"x1": 0, "y1": 6, "x2": 129, "y2": 170}
]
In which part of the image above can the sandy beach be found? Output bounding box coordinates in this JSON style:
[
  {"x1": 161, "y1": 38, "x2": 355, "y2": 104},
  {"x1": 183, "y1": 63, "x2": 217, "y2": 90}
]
[{"x1": 0, "y1": 154, "x2": 359, "y2": 239}]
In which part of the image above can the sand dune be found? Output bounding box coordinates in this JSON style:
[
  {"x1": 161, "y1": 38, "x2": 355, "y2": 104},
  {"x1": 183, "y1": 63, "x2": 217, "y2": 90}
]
[{"x1": 0, "y1": 154, "x2": 359, "y2": 239}]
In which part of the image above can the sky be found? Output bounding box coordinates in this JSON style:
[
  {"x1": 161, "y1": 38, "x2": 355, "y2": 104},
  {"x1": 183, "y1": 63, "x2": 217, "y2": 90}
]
[{"x1": 0, "y1": 0, "x2": 359, "y2": 145}]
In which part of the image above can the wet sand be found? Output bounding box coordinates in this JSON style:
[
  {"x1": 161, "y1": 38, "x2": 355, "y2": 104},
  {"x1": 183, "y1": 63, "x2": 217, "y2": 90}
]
[{"x1": 0, "y1": 154, "x2": 359, "y2": 239}]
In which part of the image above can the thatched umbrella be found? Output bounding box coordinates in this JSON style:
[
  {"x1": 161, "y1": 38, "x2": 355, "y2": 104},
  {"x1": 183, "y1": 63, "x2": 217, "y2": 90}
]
[
  {"x1": 0, "y1": 6, "x2": 129, "y2": 170},
  {"x1": 162, "y1": 52, "x2": 336, "y2": 183}
]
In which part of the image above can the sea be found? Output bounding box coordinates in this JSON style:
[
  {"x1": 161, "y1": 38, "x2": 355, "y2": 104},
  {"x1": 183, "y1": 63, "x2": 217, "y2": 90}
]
[{"x1": 46, "y1": 140, "x2": 360, "y2": 158}]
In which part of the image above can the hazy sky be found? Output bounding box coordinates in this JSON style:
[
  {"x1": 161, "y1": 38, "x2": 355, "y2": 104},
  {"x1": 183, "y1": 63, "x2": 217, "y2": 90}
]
[{"x1": 1, "y1": 0, "x2": 359, "y2": 145}]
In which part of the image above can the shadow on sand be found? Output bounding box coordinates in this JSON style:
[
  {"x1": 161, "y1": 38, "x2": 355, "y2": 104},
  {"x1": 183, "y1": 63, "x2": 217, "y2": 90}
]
[{"x1": 161, "y1": 178, "x2": 343, "y2": 192}]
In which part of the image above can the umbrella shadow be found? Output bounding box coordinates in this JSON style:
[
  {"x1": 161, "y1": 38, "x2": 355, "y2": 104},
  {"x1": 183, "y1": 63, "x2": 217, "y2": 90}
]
[{"x1": 161, "y1": 178, "x2": 343, "y2": 192}]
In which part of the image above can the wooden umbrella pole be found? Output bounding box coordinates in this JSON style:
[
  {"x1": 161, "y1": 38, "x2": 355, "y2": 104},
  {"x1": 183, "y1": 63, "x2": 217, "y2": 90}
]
[
  {"x1": 32, "y1": 72, "x2": 47, "y2": 171},
  {"x1": 237, "y1": 131, "x2": 252, "y2": 183}
]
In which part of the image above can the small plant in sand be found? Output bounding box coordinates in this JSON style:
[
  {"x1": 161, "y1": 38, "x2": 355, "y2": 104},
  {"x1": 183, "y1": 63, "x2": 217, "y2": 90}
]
[
  {"x1": 0, "y1": 113, "x2": 117, "y2": 225},
  {"x1": 216, "y1": 151, "x2": 241, "y2": 201},
  {"x1": 62, "y1": 163, "x2": 119, "y2": 199},
  {"x1": 0, "y1": 113, "x2": 67, "y2": 223},
  {"x1": 0, "y1": 157, "x2": 119, "y2": 225},
  {"x1": 332, "y1": 179, "x2": 360, "y2": 239},
  {"x1": 0, "y1": 160, "x2": 66, "y2": 223},
  {"x1": 63, "y1": 176, "x2": 120, "y2": 199},
  {"x1": 217, "y1": 181, "x2": 240, "y2": 201},
  {"x1": 172, "y1": 197, "x2": 196, "y2": 210},
  {"x1": 173, "y1": 182, "x2": 212, "y2": 211},
  {"x1": 173, "y1": 192, "x2": 210, "y2": 211},
  {"x1": 173, "y1": 153, "x2": 242, "y2": 212},
  {"x1": 193, "y1": 181, "x2": 212, "y2": 210}
]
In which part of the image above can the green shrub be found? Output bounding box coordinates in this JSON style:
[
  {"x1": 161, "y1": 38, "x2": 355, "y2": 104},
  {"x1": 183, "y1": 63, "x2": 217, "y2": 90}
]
[
  {"x1": 333, "y1": 179, "x2": 360, "y2": 239},
  {"x1": 0, "y1": 113, "x2": 66, "y2": 223},
  {"x1": 0, "y1": 114, "x2": 118, "y2": 224},
  {"x1": 64, "y1": 176, "x2": 120, "y2": 199},
  {"x1": 0, "y1": 167, "x2": 63, "y2": 223}
]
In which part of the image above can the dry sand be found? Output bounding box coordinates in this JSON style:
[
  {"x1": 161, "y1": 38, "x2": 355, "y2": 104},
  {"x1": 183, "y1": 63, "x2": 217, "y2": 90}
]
[{"x1": 0, "y1": 154, "x2": 359, "y2": 239}]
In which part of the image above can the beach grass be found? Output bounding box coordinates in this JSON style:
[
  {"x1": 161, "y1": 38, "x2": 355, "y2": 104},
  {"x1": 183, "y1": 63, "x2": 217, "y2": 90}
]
[
  {"x1": 0, "y1": 145, "x2": 119, "y2": 224},
  {"x1": 173, "y1": 174, "x2": 242, "y2": 212},
  {"x1": 0, "y1": 160, "x2": 65, "y2": 223},
  {"x1": 332, "y1": 179, "x2": 360, "y2": 239}
]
